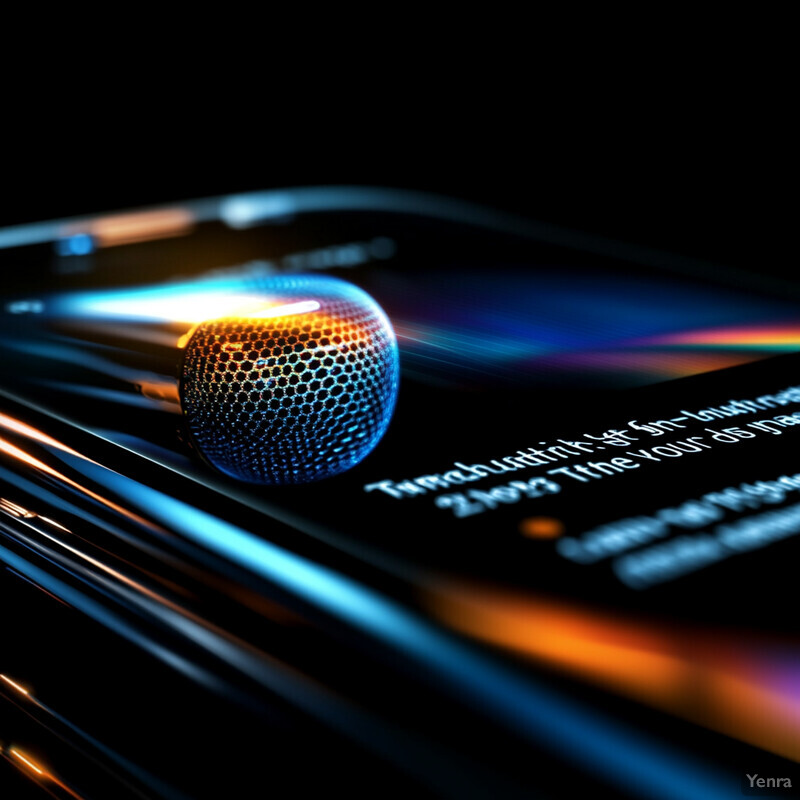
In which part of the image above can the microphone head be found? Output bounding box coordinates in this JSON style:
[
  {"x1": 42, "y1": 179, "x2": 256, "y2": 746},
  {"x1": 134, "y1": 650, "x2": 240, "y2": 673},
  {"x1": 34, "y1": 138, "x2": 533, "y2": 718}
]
[{"x1": 179, "y1": 275, "x2": 399, "y2": 485}]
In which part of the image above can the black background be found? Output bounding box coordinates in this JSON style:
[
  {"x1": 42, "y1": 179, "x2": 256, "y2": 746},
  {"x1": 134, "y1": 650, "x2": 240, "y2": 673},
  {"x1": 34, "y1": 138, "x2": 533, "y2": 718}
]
[
  {"x1": 1, "y1": 102, "x2": 796, "y2": 798},
  {"x1": 0, "y1": 115, "x2": 789, "y2": 281}
]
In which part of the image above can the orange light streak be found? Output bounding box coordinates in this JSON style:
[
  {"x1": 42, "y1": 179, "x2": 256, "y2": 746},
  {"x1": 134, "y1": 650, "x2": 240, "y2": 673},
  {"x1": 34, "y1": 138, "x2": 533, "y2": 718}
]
[
  {"x1": 9, "y1": 747, "x2": 44, "y2": 775},
  {"x1": 0, "y1": 674, "x2": 30, "y2": 696},
  {"x1": 0, "y1": 500, "x2": 22, "y2": 517},
  {"x1": 137, "y1": 379, "x2": 182, "y2": 406},
  {"x1": 63, "y1": 208, "x2": 194, "y2": 247},
  {"x1": 7, "y1": 746, "x2": 87, "y2": 799},
  {"x1": 0, "y1": 433, "x2": 157, "y2": 532},
  {"x1": 0, "y1": 412, "x2": 91, "y2": 462},
  {"x1": 427, "y1": 583, "x2": 800, "y2": 761},
  {"x1": 176, "y1": 300, "x2": 323, "y2": 348},
  {"x1": 0, "y1": 498, "x2": 33, "y2": 517}
]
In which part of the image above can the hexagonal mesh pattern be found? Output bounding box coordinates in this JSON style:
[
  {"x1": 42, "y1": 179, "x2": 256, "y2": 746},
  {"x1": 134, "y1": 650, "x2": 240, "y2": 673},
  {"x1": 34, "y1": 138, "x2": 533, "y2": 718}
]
[{"x1": 180, "y1": 276, "x2": 399, "y2": 484}]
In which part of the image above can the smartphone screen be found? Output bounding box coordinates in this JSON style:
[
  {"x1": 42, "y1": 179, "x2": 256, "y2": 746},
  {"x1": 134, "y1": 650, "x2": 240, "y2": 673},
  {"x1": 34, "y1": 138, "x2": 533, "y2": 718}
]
[{"x1": 0, "y1": 189, "x2": 797, "y2": 799}]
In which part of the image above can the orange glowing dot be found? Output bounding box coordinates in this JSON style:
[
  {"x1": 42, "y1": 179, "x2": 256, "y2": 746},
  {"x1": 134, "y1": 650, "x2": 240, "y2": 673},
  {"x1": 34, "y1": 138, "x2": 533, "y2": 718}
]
[{"x1": 519, "y1": 516, "x2": 565, "y2": 539}]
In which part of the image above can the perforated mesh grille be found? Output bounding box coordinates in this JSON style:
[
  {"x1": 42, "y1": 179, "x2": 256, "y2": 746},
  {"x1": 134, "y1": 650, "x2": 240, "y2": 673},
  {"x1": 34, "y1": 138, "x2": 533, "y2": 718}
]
[{"x1": 180, "y1": 276, "x2": 398, "y2": 484}]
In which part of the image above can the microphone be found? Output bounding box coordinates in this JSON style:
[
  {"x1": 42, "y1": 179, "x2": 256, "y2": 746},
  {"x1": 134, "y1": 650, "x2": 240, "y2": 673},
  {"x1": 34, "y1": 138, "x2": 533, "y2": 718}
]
[{"x1": 1, "y1": 275, "x2": 399, "y2": 485}]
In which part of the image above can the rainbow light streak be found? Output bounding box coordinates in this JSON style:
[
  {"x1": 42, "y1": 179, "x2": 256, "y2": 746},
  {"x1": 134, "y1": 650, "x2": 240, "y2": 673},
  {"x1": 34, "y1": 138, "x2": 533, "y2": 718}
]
[
  {"x1": 391, "y1": 271, "x2": 800, "y2": 386},
  {"x1": 427, "y1": 585, "x2": 800, "y2": 762},
  {"x1": 33, "y1": 267, "x2": 800, "y2": 390},
  {"x1": 640, "y1": 324, "x2": 800, "y2": 349},
  {"x1": 529, "y1": 349, "x2": 762, "y2": 379}
]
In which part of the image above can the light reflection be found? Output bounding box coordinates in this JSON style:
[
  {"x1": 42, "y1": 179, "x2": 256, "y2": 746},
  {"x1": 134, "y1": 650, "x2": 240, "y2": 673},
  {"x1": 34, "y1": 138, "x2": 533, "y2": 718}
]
[
  {"x1": 249, "y1": 299, "x2": 320, "y2": 318},
  {"x1": 63, "y1": 208, "x2": 194, "y2": 248},
  {"x1": 6, "y1": 745, "x2": 87, "y2": 799},
  {"x1": 0, "y1": 499, "x2": 71, "y2": 532},
  {"x1": 0, "y1": 412, "x2": 90, "y2": 462},
  {"x1": 427, "y1": 583, "x2": 800, "y2": 762},
  {"x1": 0, "y1": 497, "x2": 34, "y2": 518},
  {"x1": 37, "y1": 515, "x2": 72, "y2": 533},
  {"x1": 175, "y1": 299, "x2": 321, "y2": 348},
  {"x1": 0, "y1": 431, "x2": 158, "y2": 533},
  {"x1": 61, "y1": 285, "x2": 321, "y2": 326},
  {"x1": 0, "y1": 673, "x2": 30, "y2": 696},
  {"x1": 0, "y1": 413, "x2": 738, "y2": 798},
  {"x1": 9, "y1": 747, "x2": 45, "y2": 775}
]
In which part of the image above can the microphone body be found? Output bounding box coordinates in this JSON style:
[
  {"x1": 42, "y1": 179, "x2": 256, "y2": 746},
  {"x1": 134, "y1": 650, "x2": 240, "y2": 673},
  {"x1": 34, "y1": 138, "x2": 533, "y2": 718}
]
[
  {"x1": 179, "y1": 275, "x2": 399, "y2": 484},
  {"x1": 1, "y1": 275, "x2": 400, "y2": 485}
]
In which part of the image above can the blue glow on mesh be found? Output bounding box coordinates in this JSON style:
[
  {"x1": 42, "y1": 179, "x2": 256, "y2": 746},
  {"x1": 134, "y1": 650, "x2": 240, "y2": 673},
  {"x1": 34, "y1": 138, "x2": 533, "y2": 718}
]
[{"x1": 180, "y1": 275, "x2": 399, "y2": 484}]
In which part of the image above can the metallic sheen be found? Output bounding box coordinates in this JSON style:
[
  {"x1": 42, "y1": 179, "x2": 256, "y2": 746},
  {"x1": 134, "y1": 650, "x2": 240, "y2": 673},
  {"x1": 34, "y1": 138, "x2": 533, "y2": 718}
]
[{"x1": 180, "y1": 276, "x2": 399, "y2": 484}]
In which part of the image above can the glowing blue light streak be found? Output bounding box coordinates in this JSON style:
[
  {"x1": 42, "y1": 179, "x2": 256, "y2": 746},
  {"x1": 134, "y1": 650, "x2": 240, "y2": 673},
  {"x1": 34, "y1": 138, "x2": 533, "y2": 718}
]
[
  {"x1": 0, "y1": 429, "x2": 736, "y2": 798},
  {"x1": 0, "y1": 499, "x2": 504, "y2": 797},
  {"x1": 220, "y1": 193, "x2": 296, "y2": 227},
  {"x1": 51, "y1": 455, "x2": 736, "y2": 800},
  {"x1": 52, "y1": 280, "x2": 325, "y2": 326}
]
